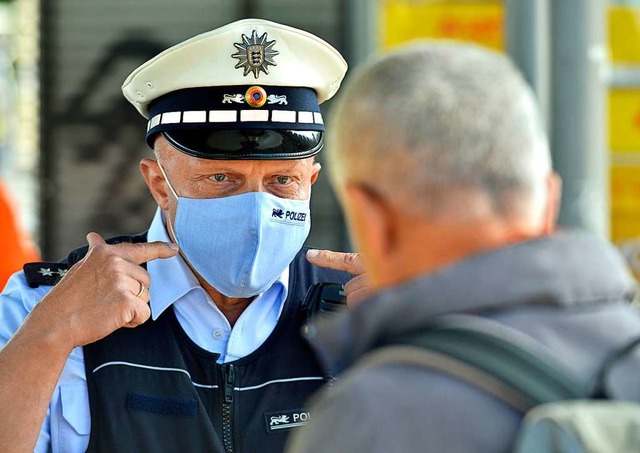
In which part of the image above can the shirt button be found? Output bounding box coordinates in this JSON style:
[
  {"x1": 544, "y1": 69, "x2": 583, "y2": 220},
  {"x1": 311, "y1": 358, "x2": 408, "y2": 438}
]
[{"x1": 212, "y1": 329, "x2": 225, "y2": 340}]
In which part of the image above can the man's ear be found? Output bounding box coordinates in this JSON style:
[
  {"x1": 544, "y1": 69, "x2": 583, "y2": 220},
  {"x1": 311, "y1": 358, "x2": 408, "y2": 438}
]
[
  {"x1": 310, "y1": 162, "x2": 322, "y2": 185},
  {"x1": 343, "y1": 183, "x2": 397, "y2": 269},
  {"x1": 541, "y1": 172, "x2": 562, "y2": 234},
  {"x1": 140, "y1": 159, "x2": 170, "y2": 211}
]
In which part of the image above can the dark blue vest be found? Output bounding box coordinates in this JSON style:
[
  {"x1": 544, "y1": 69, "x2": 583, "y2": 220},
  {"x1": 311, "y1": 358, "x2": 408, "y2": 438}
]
[{"x1": 58, "y1": 234, "x2": 351, "y2": 453}]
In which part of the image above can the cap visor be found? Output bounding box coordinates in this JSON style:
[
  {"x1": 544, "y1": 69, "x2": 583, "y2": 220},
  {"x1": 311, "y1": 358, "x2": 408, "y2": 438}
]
[{"x1": 161, "y1": 130, "x2": 323, "y2": 160}]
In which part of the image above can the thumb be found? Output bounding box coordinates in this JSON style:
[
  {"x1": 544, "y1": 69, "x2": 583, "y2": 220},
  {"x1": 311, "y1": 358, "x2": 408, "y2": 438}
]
[
  {"x1": 306, "y1": 249, "x2": 365, "y2": 275},
  {"x1": 86, "y1": 232, "x2": 106, "y2": 249}
]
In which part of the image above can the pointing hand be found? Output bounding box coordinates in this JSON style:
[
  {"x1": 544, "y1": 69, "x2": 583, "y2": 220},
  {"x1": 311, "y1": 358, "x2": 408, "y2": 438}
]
[
  {"x1": 33, "y1": 232, "x2": 179, "y2": 349},
  {"x1": 306, "y1": 250, "x2": 371, "y2": 305}
]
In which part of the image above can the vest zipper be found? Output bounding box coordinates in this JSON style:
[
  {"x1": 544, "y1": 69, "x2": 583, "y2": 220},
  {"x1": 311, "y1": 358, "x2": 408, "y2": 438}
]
[{"x1": 221, "y1": 363, "x2": 235, "y2": 453}]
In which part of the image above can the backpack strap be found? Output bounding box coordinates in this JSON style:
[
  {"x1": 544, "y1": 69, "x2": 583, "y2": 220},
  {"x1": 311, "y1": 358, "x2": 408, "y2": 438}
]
[
  {"x1": 592, "y1": 334, "x2": 640, "y2": 399},
  {"x1": 363, "y1": 314, "x2": 590, "y2": 413},
  {"x1": 355, "y1": 344, "x2": 535, "y2": 413}
]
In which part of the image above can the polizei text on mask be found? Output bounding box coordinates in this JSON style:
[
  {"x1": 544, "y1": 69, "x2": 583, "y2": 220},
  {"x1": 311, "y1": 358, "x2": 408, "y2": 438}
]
[{"x1": 272, "y1": 208, "x2": 307, "y2": 222}]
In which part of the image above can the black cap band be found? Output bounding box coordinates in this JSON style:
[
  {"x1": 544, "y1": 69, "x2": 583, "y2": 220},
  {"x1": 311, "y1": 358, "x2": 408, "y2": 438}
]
[{"x1": 146, "y1": 85, "x2": 324, "y2": 159}]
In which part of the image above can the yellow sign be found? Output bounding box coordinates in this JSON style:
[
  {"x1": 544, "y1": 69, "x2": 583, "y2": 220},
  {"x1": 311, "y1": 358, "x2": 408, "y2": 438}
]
[
  {"x1": 609, "y1": 6, "x2": 640, "y2": 241},
  {"x1": 380, "y1": 0, "x2": 504, "y2": 51},
  {"x1": 609, "y1": 6, "x2": 640, "y2": 64},
  {"x1": 609, "y1": 89, "x2": 640, "y2": 151},
  {"x1": 611, "y1": 164, "x2": 640, "y2": 241}
]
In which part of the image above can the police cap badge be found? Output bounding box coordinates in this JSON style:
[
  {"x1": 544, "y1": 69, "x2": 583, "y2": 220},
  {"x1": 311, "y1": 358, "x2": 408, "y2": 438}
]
[{"x1": 121, "y1": 18, "x2": 347, "y2": 160}]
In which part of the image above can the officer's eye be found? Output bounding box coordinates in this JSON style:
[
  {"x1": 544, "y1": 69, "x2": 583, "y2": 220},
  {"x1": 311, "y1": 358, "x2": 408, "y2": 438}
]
[
  {"x1": 211, "y1": 174, "x2": 227, "y2": 182},
  {"x1": 276, "y1": 176, "x2": 290, "y2": 185}
]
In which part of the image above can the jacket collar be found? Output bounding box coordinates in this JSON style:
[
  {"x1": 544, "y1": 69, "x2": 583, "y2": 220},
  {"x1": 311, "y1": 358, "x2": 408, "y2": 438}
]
[{"x1": 308, "y1": 231, "x2": 638, "y2": 374}]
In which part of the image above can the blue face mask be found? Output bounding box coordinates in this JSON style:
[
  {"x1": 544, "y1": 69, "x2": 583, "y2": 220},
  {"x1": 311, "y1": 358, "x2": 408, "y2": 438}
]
[{"x1": 158, "y1": 164, "x2": 311, "y2": 298}]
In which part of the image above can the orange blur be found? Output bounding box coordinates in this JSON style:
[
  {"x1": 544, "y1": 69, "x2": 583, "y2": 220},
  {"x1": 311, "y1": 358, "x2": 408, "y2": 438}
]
[{"x1": 0, "y1": 180, "x2": 40, "y2": 291}]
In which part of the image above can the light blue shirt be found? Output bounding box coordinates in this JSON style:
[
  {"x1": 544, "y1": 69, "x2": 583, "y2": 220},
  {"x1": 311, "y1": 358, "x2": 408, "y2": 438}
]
[{"x1": 0, "y1": 209, "x2": 288, "y2": 452}]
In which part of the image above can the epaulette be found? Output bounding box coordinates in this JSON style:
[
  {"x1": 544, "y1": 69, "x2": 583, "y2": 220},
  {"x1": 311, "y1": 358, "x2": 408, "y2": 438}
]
[
  {"x1": 23, "y1": 262, "x2": 70, "y2": 288},
  {"x1": 23, "y1": 232, "x2": 149, "y2": 289}
]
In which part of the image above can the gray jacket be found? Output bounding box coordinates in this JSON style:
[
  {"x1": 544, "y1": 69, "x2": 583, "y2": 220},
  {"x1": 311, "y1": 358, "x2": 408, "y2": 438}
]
[{"x1": 287, "y1": 232, "x2": 640, "y2": 453}]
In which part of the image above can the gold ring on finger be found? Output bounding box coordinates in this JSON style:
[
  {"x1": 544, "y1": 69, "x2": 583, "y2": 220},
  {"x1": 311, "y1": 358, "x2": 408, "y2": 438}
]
[{"x1": 135, "y1": 281, "x2": 145, "y2": 298}]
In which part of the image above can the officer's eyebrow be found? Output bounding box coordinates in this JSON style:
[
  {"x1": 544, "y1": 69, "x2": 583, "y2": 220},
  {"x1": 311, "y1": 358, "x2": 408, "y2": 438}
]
[
  {"x1": 273, "y1": 160, "x2": 309, "y2": 171},
  {"x1": 216, "y1": 161, "x2": 308, "y2": 172},
  {"x1": 268, "y1": 165, "x2": 313, "y2": 180}
]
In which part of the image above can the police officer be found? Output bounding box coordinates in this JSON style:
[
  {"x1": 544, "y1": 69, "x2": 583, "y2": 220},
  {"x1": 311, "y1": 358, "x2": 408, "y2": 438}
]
[{"x1": 0, "y1": 19, "x2": 354, "y2": 452}]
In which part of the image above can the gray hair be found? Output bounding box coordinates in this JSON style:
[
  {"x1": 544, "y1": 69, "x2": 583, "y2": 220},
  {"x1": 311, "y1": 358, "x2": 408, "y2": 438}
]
[{"x1": 327, "y1": 42, "x2": 551, "y2": 220}]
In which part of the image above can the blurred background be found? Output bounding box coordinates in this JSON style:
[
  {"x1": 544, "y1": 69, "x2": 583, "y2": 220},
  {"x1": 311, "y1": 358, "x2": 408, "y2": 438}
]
[{"x1": 1, "y1": 0, "x2": 639, "y2": 281}]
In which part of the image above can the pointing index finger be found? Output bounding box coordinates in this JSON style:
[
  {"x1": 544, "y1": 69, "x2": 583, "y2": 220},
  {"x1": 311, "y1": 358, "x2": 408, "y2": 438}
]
[
  {"x1": 306, "y1": 249, "x2": 365, "y2": 275},
  {"x1": 114, "y1": 241, "x2": 180, "y2": 265}
]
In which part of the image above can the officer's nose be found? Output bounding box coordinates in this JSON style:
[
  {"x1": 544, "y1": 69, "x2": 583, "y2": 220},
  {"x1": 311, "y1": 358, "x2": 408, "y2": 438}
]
[{"x1": 243, "y1": 178, "x2": 268, "y2": 195}]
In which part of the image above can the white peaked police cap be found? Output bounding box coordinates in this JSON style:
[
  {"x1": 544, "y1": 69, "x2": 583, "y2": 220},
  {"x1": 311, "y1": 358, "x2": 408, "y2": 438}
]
[{"x1": 120, "y1": 18, "x2": 348, "y2": 160}]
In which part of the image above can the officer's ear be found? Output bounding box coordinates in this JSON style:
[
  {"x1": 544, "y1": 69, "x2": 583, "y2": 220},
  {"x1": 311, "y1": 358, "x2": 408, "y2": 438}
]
[
  {"x1": 310, "y1": 161, "x2": 321, "y2": 185},
  {"x1": 140, "y1": 158, "x2": 170, "y2": 211}
]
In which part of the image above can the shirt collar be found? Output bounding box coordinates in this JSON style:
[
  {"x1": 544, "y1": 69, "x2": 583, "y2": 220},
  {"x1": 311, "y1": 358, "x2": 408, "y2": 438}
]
[{"x1": 146, "y1": 208, "x2": 289, "y2": 320}]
